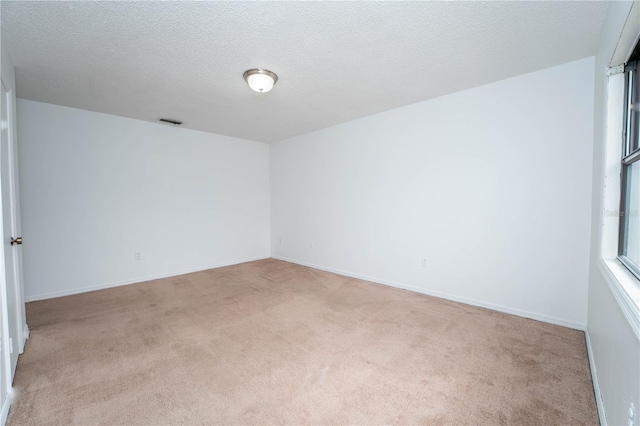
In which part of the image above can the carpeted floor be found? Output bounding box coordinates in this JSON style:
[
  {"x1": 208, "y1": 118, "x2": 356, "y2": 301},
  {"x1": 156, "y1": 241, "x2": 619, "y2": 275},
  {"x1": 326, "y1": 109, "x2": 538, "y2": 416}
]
[{"x1": 8, "y1": 258, "x2": 597, "y2": 425}]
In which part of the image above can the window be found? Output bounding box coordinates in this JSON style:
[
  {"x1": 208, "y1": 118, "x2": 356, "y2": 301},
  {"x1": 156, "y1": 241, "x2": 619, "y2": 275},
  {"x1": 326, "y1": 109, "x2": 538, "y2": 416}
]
[{"x1": 619, "y1": 46, "x2": 640, "y2": 279}]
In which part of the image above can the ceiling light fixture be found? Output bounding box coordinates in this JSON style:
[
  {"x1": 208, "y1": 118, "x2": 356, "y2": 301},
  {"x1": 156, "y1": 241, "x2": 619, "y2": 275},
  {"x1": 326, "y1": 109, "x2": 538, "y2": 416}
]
[{"x1": 243, "y1": 68, "x2": 278, "y2": 93}]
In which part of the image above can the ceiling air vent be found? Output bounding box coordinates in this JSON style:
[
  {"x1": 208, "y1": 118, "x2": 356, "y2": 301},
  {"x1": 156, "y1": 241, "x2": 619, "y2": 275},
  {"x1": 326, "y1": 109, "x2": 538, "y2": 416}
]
[{"x1": 158, "y1": 118, "x2": 183, "y2": 126}]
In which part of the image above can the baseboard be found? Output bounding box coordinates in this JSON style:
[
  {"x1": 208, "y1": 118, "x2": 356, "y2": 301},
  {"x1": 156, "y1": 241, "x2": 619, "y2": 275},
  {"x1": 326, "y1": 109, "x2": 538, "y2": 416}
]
[
  {"x1": 272, "y1": 255, "x2": 586, "y2": 330},
  {"x1": 25, "y1": 255, "x2": 270, "y2": 302},
  {"x1": 585, "y1": 327, "x2": 607, "y2": 425},
  {"x1": 1, "y1": 393, "x2": 9, "y2": 426}
]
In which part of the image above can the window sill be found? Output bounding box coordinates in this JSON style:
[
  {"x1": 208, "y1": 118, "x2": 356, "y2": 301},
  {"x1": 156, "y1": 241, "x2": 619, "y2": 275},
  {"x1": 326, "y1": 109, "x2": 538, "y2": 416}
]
[{"x1": 599, "y1": 258, "x2": 640, "y2": 340}]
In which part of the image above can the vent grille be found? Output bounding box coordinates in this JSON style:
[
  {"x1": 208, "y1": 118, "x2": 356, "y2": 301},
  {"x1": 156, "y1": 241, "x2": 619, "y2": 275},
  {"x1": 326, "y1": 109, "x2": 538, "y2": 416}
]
[{"x1": 158, "y1": 118, "x2": 183, "y2": 126}]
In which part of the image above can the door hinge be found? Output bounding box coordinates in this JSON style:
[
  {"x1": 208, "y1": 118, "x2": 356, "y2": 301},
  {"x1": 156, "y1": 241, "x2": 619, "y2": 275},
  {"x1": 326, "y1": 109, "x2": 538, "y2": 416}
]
[{"x1": 9, "y1": 337, "x2": 13, "y2": 353}]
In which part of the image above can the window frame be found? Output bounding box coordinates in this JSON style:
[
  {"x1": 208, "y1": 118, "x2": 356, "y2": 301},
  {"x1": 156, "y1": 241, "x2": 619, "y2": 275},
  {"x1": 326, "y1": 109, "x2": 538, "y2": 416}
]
[
  {"x1": 597, "y1": 1, "x2": 640, "y2": 343},
  {"x1": 618, "y1": 51, "x2": 640, "y2": 280}
]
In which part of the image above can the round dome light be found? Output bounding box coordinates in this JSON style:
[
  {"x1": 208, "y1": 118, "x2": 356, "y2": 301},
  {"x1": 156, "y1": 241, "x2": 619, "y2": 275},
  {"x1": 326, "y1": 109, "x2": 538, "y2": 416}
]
[{"x1": 243, "y1": 68, "x2": 278, "y2": 93}]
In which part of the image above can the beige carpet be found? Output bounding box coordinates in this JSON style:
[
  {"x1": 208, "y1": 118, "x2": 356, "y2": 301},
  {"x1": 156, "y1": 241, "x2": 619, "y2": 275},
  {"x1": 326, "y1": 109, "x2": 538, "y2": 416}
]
[{"x1": 8, "y1": 259, "x2": 597, "y2": 425}]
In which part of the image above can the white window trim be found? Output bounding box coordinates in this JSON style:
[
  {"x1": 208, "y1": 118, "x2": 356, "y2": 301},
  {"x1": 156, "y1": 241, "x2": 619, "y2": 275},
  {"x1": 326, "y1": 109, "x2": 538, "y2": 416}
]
[
  {"x1": 599, "y1": 259, "x2": 640, "y2": 340},
  {"x1": 600, "y1": 18, "x2": 640, "y2": 339}
]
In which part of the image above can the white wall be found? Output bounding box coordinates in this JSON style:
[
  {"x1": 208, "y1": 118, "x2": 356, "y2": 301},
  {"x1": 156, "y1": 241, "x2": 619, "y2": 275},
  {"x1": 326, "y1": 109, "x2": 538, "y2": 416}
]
[
  {"x1": 17, "y1": 100, "x2": 270, "y2": 301},
  {"x1": 587, "y1": 2, "x2": 640, "y2": 425},
  {"x1": 271, "y1": 58, "x2": 595, "y2": 329}
]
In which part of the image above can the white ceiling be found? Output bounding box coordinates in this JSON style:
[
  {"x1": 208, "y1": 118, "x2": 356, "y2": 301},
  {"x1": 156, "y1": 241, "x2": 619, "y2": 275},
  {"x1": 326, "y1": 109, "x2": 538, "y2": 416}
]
[{"x1": 1, "y1": 1, "x2": 608, "y2": 143}]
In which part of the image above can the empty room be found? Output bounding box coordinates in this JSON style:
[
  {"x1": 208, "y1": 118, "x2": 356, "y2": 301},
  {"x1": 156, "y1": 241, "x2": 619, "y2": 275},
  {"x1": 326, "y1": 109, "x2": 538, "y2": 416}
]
[{"x1": 0, "y1": 1, "x2": 638, "y2": 425}]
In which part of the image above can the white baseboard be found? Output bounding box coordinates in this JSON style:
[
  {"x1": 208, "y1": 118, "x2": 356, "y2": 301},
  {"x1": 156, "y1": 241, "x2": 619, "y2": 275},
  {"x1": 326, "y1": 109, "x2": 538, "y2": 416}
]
[
  {"x1": 272, "y1": 255, "x2": 586, "y2": 330},
  {"x1": 1, "y1": 393, "x2": 10, "y2": 426},
  {"x1": 25, "y1": 255, "x2": 270, "y2": 302},
  {"x1": 585, "y1": 327, "x2": 607, "y2": 426}
]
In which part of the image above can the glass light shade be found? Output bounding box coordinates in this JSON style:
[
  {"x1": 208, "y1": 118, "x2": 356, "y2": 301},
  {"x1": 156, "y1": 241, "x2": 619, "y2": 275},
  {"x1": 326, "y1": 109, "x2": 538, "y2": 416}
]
[
  {"x1": 243, "y1": 69, "x2": 278, "y2": 93},
  {"x1": 247, "y1": 74, "x2": 274, "y2": 92}
]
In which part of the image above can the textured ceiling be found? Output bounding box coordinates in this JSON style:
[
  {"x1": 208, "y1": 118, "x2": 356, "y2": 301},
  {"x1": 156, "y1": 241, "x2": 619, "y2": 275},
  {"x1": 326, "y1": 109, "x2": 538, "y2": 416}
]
[{"x1": 1, "y1": 1, "x2": 608, "y2": 143}]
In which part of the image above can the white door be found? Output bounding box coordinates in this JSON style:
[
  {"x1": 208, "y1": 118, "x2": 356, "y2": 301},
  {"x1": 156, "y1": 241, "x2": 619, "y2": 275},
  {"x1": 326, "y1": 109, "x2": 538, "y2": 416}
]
[
  {"x1": 0, "y1": 282, "x2": 6, "y2": 412},
  {"x1": 1, "y1": 79, "x2": 21, "y2": 381}
]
